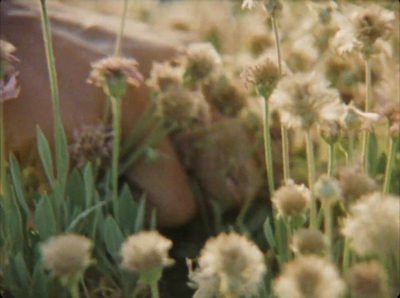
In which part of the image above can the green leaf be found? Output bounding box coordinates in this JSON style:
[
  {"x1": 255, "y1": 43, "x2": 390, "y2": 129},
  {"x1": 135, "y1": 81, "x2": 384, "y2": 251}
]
[
  {"x1": 35, "y1": 194, "x2": 57, "y2": 240},
  {"x1": 134, "y1": 196, "x2": 146, "y2": 233},
  {"x1": 54, "y1": 117, "x2": 69, "y2": 194},
  {"x1": 150, "y1": 209, "x2": 157, "y2": 230},
  {"x1": 66, "y1": 169, "x2": 86, "y2": 210},
  {"x1": 7, "y1": 187, "x2": 24, "y2": 253},
  {"x1": 83, "y1": 163, "x2": 94, "y2": 208},
  {"x1": 9, "y1": 155, "x2": 35, "y2": 223},
  {"x1": 118, "y1": 185, "x2": 137, "y2": 234},
  {"x1": 367, "y1": 132, "x2": 378, "y2": 175},
  {"x1": 103, "y1": 216, "x2": 124, "y2": 262},
  {"x1": 36, "y1": 126, "x2": 55, "y2": 185},
  {"x1": 11, "y1": 254, "x2": 30, "y2": 294},
  {"x1": 31, "y1": 262, "x2": 48, "y2": 298},
  {"x1": 263, "y1": 217, "x2": 276, "y2": 250}
]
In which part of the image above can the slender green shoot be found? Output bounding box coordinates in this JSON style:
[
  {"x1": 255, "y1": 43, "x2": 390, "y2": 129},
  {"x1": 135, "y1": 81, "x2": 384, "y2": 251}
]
[
  {"x1": 115, "y1": 0, "x2": 130, "y2": 56},
  {"x1": 305, "y1": 131, "x2": 317, "y2": 229},
  {"x1": 383, "y1": 137, "x2": 397, "y2": 194},
  {"x1": 362, "y1": 58, "x2": 372, "y2": 174}
]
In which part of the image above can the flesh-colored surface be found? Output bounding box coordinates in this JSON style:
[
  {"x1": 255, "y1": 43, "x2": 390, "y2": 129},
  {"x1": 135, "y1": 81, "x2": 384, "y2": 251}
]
[{"x1": 1, "y1": 0, "x2": 196, "y2": 227}]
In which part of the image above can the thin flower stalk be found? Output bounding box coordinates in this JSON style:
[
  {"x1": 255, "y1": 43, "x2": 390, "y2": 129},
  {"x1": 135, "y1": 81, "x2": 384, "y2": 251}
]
[
  {"x1": 323, "y1": 202, "x2": 333, "y2": 254},
  {"x1": 383, "y1": 137, "x2": 397, "y2": 194},
  {"x1": 262, "y1": 96, "x2": 275, "y2": 196},
  {"x1": 115, "y1": 0, "x2": 129, "y2": 56},
  {"x1": 110, "y1": 97, "x2": 121, "y2": 216},
  {"x1": 362, "y1": 58, "x2": 372, "y2": 174},
  {"x1": 327, "y1": 143, "x2": 334, "y2": 177},
  {"x1": 0, "y1": 104, "x2": 5, "y2": 198},
  {"x1": 271, "y1": 13, "x2": 290, "y2": 182},
  {"x1": 342, "y1": 238, "x2": 351, "y2": 272},
  {"x1": 305, "y1": 132, "x2": 317, "y2": 229}
]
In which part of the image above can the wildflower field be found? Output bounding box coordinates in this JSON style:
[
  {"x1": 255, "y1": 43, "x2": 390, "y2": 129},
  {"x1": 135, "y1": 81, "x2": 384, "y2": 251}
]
[{"x1": 0, "y1": 0, "x2": 399, "y2": 297}]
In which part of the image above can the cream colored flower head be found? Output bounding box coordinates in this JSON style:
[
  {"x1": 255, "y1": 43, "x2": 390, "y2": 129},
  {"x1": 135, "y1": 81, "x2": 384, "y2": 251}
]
[
  {"x1": 41, "y1": 233, "x2": 94, "y2": 278},
  {"x1": 188, "y1": 232, "x2": 265, "y2": 298},
  {"x1": 185, "y1": 42, "x2": 222, "y2": 81},
  {"x1": 87, "y1": 56, "x2": 143, "y2": 88},
  {"x1": 120, "y1": 231, "x2": 174, "y2": 273},
  {"x1": 156, "y1": 85, "x2": 210, "y2": 127},
  {"x1": 269, "y1": 72, "x2": 344, "y2": 131},
  {"x1": 274, "y1": 255, "x2": 346, "y2": 298},
  {"x1": 341, "y1": 103, "x2": 380, "y2": 132},
  {"x1": 147, "y1": 61, "x2": 183, "y2": 92},
  {"x1": 314, "y1": 175, "x2": 342, "y2": 205},
  {"x1": 241, "y1": 54, "x2": 280, "y2": 96},
  {"x1": 342, "y1": 192, "x2": 400, "y2": 257},
  {"x1": 338, "y1": 167, "x2": 377, "y2": 202},
  {"x1": 272, "y1": 180, "x2": 312, "y2": 218},
  {"x1": 291, "y1": 229, "x2": 328, "y2": 256},
  {"x1": 333, "y1": 4, "x2": 395, "y2": 55},
  {"x1": 347, "y1": 261, "x2": 389, "y2": 298}
]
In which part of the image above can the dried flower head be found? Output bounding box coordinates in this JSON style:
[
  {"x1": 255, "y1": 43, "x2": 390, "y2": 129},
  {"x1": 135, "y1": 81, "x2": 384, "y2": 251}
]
[
  {"x1": 342, "y1": 192, "x2": 400, "y2": 257},
  {"x1": 291, "y1": 229, "x2": 327, "y2": 256},
  {"x1": 338, "y1": 167, "x2": 377, "y2": 202},
  {"x1": 242, "y1": 54, "x2": 280, "y2": 96},
  {"x1": 185, "y1": 42, "x2": 222, "y2": 81},
  {"x1": 0, "y1": 40, "x2": 20, "y2": 102},
  {"x1": 274, "y1": 255, "x2": 346, "y2": 298},
  {"x1": 319, "y1": 121, "x2": 341, "y2": 144},
  {"x1": 157, "y1": 85, "x2": 210, "y2": 127},
  {"x1": 188, "y1": 232, "x2": 265, "y2": 298},
  {"x1": 120, "y1": 231, "x2": 174, "y2": 273},
  {"x1": 341, "y1": 103, "x2": 380, "y2": 132},
  {"x1": 272, "y1": 180, "x2": 312, "y2": 218},
  {"x1": 87, "y1": 56, "x2": 143, "y2": 98},
  {"x1": 333, "y1": 5, "x2": 395, "y2": 56},
  {"x1": 147, "y1": 61, "x2": 183, "y2": 92},
  {"x1": 347, "y1": 262, "x2": 389, "y2": 298},
  {"x1": 206, "y1": 75, "x2": 247, "y2": 117},
  {"x1": 41, "y1": 233, "x2": 94, "y2": 278},
  {"x1": 270, "y1": 72, "x2": 344, "y2": 131},
  {"x1": 314, "y1": 175, "x2": 342, "y2": 205},
  {"x1": 68, "y1": 124, "x2": 113, "y2": 168}
]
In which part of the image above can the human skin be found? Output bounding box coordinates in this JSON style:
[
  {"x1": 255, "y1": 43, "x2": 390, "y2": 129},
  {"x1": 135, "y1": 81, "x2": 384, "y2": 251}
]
[{"x1": 1, "y1": 0, "x2": 196, "y2": 227}]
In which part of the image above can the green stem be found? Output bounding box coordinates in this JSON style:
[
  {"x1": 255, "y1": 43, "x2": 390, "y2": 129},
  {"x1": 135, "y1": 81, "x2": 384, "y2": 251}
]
[
  {"x1": 305, "y1": 131, "x2": 316, "y2": 229},
  {"x1": 383, "y1": 137, "x2": 397, "y2": 194},
  {"x1": 323, "y1": 202, "x2": 333, "y2": 255},
  {"x1": 150, "y1": 280, "x2": 160, "y2": 298},
  {"x1": 284, "y1": 218, "x2": 292, "y2": 262},
  {"x1": 262, "y1": 96, "x2": 275, "y2": 196},
  {"x1": 342, "y1": 238, "x2": 351, "y2": 272},
  {"x1": 362, "y1": 58, "x2": 372, "y2": 174},
  {"x1": 115, "y1": 0, "x2": 130, "y2": 56},
  {"x1": 271, "y1": 14, "x2": 290, "y2": 182},
  {"x1": 327, "y1": 143, "x2": 334, "y2": 177},
  {"x1": 348, "y1": 131, "x2": 355, "y2": 167},
  {"x1": 110, "y1": 97, "x2": 121, "y2": 219}
]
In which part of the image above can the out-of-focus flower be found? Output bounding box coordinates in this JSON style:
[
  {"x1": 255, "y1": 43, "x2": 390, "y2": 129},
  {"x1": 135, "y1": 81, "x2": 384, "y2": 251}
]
[
  {"x1": 341, "y1": 103, "x2": 380, "y2": 132},
  {"x1": 319, "y1": 120, "x2": 341, "y2": 145},
  {"x1": 342, "y1": 192, "x2": 400, "y2": 257},
  {"x1": 272, "y1": 179, "x2": 312, "y2": 218},
  {"x1": 0, "y1": 40, "x2": 20, "y2": 103},
  {"x1": 68, "y1": 124, "x2": 113, "y2": 168},
  {"x1": 338, "y1": 167, "x2": 377, "y2": 203},
  {"x1": 185, "y1": 42, "x2": 221, "y2": 82},
  {"x1": 87, "y1": 56, "x2": 143, "y2": 98},
  {"x1": 285, "y1": 35, "x2": 318, "y2": 72},
  {"x1": 147, "y1": 61, "x2": 183, "y2": 92},
  {"x1": 41, "y1": 233, "x2": 94, "y2": 278},
  {"x1": 270, "y1": 72, "x2": 344, "y2": 131},
  {"x1": 333, "y1": 4, "x2": 395, "y2": 56},
  {"x1": 274, "y1": 255, "x2": 346, "y2": 298},
  {"x1": 314, "y1": 175, "x2": 342, "y2": 205},
  {"x1": 291, "y1": 229, "x2": 327, "y2": 256},
  {"x1": 156, "y1": 85, "x2": 210, "y2": 127},
  {"x1": 120, "y1": 231, "x2": 174, "y2": 273},
  {"x1": 188, "y1": 232, "x2": 265, "y2": 298},
  {"x1": 346, "y1": 262, "x2": 389, "y2": 298}
]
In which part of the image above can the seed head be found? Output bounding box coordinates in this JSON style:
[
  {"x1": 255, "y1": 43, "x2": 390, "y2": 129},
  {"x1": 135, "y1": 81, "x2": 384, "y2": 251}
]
[
  {"x1": 157, "y1": 85, "x2": 210, "y2": 127},
  {"x1": 41, "y1": 233, "x2": 94, "y2": 278},
  {"x1": 347, "y1": 262, "x2": 389, "y2": 298},
  {"x1": 272, "y1": 180, "x2": 312, "y2": 218},
  {"x1": 291, "y1": 229, "x2": 327, "y2": 256},
  {"x1": 270, "y1": 72, "x2": 344, "y2": 131},
  {"x1": 342, "y1": 192, "x2": 400, "y2": 257},
  {"x1": 188, "y1": 232, "x2": 266, "y2": 298},
  {"x1": 242, "y1": 54, "x2": 280, "y2": 96},
  {"x1": 147, "y1": 61, "x2": 183, "y2": 92},
  {"x1": 314, "y1": 175, "x2": 342, "y2": 205},
  {"x1": 274, "y1": 255, "x2": 346, "y2": 298},
  {"x1": 185, "y1": 42, "x2": 221, "y2": 81},
  {"x1": 120, "y1": 231, "x2": 174, "y2": 273},
  {"x1": 338, "y1": 168, "x2": 377, "y2": 202}
]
